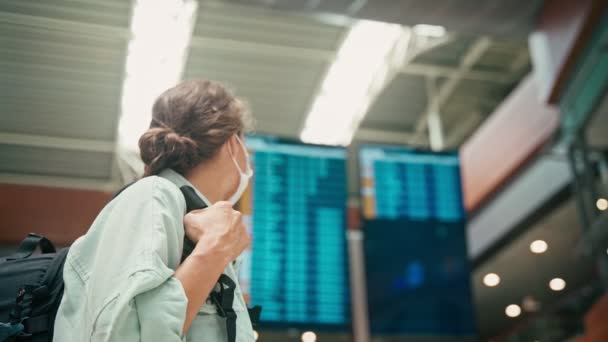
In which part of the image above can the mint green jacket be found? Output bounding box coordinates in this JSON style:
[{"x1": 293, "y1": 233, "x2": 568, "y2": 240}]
[{"x1": 53, "y1": 169, "x2": 254, "y2": 341}]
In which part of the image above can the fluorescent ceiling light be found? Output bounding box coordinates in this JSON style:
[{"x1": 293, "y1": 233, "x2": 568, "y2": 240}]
[
  {"x1": 413, "y1": 24, "x2": 446, "y2": 38},
  {"x1": 301, "y1": 20, "x2": 405, "y2": 146},
  {"x1": 118, "y1": 0, "x2": 197, "y2": 151}
]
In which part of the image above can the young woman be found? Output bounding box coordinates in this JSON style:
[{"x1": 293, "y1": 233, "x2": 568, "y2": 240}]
[{"x1": 54, "y1": 80, "x2": 255, "y2": 341}]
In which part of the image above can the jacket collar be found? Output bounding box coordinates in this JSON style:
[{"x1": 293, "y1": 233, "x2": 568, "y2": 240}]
[{"x1": 158, "y1": 168, "x2": 213, "y2": 206}]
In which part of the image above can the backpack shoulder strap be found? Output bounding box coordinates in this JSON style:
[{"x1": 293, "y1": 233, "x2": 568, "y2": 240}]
[
  {"x1": 178, "y1": 186, "x2": 207, "y2": 261},
  {"x1": 211, "y1": 275, "x2": 237, "y2": 342},
  {"x1": 116, "y1": 182, "x2": 257, "y2": 341},
  {"x1": 8, "y1": 234, "x2": 56, "y2": 260},
  {"x1": 179, "y1": 186, "x2": 263, "y2": 340},
  {"x1": 179, "y1": 185, "x2": 207, "y2": 212}
]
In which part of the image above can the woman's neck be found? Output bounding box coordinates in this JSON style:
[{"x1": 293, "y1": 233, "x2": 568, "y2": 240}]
[{"x1": 185, "y1": 161, "x2": 233, "y2": 204}]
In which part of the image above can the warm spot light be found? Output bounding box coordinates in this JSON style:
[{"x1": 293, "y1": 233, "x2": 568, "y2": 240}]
[
  {"x1": 549, "y1": 278, "x2": 566, "y2": 291},
  {"x1": 301, "y1": 331, "x2": 317, "y2": 342},
  {"x1": 483, "y1": 273, "x2": 500, "y2": 287},
  {"x1": 596, "y1": 198, "x2": 608, "y2": 211},
  {"x1": 530, "y1": 240, "x2": 548, "y2": 254},
  {"x1": 505, "y1": 304, "x2": 521, "y2": 318}
]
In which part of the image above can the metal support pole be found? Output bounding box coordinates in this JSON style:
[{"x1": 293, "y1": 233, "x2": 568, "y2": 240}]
[{"x1": 568, "y1": 140, "x2": 591, "y2": 233}]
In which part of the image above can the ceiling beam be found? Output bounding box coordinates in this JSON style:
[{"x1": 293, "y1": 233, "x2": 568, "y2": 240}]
[
  {"x1": 354, "y1": 128, "x2": 420, "y2": 145},
  {"x1": 403, "y1": 34, "x2": 454, "y2": 64},
  {"x1": 0, "y1": 172, "x2": 118, "y2": 192},
  {"x1": 0, "y1": 132, "x2": 115, "y2": 153},
  {"x1": 400, "y1": 63, "x2": 515, "y2": 84},
  {"x1": 190, "y1": 36, "x2": 336, "y2": 61},
  {"x1": 425, "y1": 76, "x2": 444, "y2": 151},
  {"x1": 410, "y1": 37, "x2": 493, "y2": 146}
]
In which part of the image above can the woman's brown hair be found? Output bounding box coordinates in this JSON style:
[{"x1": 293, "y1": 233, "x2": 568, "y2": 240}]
[{"x1": 139, "y1": 79, "x2": 252, "y2": 176}]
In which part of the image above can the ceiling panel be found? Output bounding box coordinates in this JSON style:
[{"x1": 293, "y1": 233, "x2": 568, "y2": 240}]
[
  {"x1": 0, "y1": 0, "x2": 131, "y2": 185},
  {"x1": 0, "y1": 145, "x2": 113, "y2": 180},
  {"x1": 195, "y1": 1, "x2": 345, "y2": 51},
  {"x1": 412, "y1": 36, "x2": 477, "y2": 67},
  {"x1": 441, "y1": 72, "x2": 524, "y2": 146},
  {"x1": 0, "y1": 0, "x2": 131, "y2": 27},
  {"x1": 361, "y1": 74, "x2": 427, "y2": 133},
  {"x1": 473, "y1": 47, "x2": 526, "y2": 73},
  {"x1": 184, "y1": 1, "x2": 348, "y2": 138},
  {"x1": 226, "y1": 0, "x2": 544, "y2": 38}
]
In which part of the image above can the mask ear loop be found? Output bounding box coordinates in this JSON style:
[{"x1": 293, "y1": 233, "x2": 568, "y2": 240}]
[
  {"x1": 228, "y1": 135, "x2": 246, "y2": 174},
  {"x1": 235, "y1": 135, "x2": 253, "y2": 176}
]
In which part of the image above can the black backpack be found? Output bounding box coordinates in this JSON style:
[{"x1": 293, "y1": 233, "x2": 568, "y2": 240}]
[
  {"x1": 0, "y1": 185, "x2": 260, "y2": 342},
  {"x1": 0, "y1": 234, "x2": 67, "y2": 342}
]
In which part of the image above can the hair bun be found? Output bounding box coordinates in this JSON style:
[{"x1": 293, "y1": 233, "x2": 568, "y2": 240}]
[{"x1": 139, "y1": 127, "x2": 199, "y2": 175}]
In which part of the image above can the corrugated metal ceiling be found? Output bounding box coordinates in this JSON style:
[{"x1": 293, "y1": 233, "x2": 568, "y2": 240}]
[
  {"x1": 0, "y1": 0, "x2": 131, "y2": 189},
  {"x1": 0, "y1": 0, "x2": 532, "y2": 189},
  {"x1": 184, "y1": 0, "x2": 347, "y2": 137}
]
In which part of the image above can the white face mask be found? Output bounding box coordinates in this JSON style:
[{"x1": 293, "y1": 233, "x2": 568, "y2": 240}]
[{"x1": 227, "y1": 135, "x2": 253, "y2": 205}]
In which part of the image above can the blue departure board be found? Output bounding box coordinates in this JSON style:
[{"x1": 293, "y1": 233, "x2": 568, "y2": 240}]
[
  {"x1": 359, "y1": 144, "x2": 476, "y2": 337},
  {"x1": 364, "y1": 219, "x2": 476, "y2": 336},
  {"x1": 359, "y1": 145, "x2": 465, "y2": 221},
  {"x1": 242, "y1": 136, "x2": 350, "y2": 329}
]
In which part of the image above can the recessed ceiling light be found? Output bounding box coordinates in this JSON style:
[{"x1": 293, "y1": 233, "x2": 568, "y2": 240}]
[
  {"x1": 483, "y1": 273, "x2": 501, "y2": 287},
  {"x1": 505, "y1": 304, "x2": 521, "y2": 318},
  {"x1": 530, "y1": 240, "x2": 548, "y2": 254},
  {"x1": 253, "y1": 330, "x2": 259, "y2": 341},
  {"x1": 301, "y1": 331, "x2": 317, "y2": 342},
  {"x1": 549, "y1": 278, "x2": 566, "y2": 291},
  {"x1": 597, "y1": 198, "x2": 608, "y2": 211}
]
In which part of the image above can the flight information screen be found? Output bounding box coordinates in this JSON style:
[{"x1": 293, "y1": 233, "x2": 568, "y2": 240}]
[
  {"x1": 359, "y1": 144, "x2": 475, "y2": 336},
  {"x1": 364, "y1": 219, "x2": 476, "y2": 336},
  {"x1": 239, "y1": 136, "x2": 350, "y2": 329},
  {"x1": 359, "y1": 145, "x2": 465, "y2": 221}
]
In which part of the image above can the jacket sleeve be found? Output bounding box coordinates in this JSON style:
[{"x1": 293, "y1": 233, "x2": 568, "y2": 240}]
[{"x1": 90, "y1": 177, "x2": 189, "y2": 342}]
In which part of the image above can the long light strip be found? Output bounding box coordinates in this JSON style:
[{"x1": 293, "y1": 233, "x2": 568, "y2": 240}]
[
  {"x1": 301, "y1": 20, "x2": 405, "y2": 146},
  {"x1": 118, "y1": 0, "x2": 198, "y2": 151}
]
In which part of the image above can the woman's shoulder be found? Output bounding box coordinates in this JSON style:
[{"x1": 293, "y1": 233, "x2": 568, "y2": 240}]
[{"x1": 116, "y1": 176, "x2": 186, "y2": 214}]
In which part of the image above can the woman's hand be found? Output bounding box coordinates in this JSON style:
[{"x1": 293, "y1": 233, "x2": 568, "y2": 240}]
[
  {"x1": 183, "y1": 201, "x2": 251, "y2": 265},
  {"x1": 178, "y1": 201, "x2": 250, "y2": 334}
]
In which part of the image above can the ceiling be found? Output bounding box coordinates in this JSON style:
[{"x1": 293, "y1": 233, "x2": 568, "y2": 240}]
[
  {"x1": 0, "y1": 0, "x2": 131, "y2": 190},
  {"x1": 360, "y1": 34, "x2": 529, "y2": 148},
  {"x1": 183, "y1": 0, "x2": 348, "y2": 137},
  {"x1": 0, "y1": 0, "x2": 532, "y2": 191},
  {"x1": 225, "y1": 0, "x2": 544, "y2": 38},
  {"x1": 472, "y1": 198, "x2": 597, "y2": 339}
]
